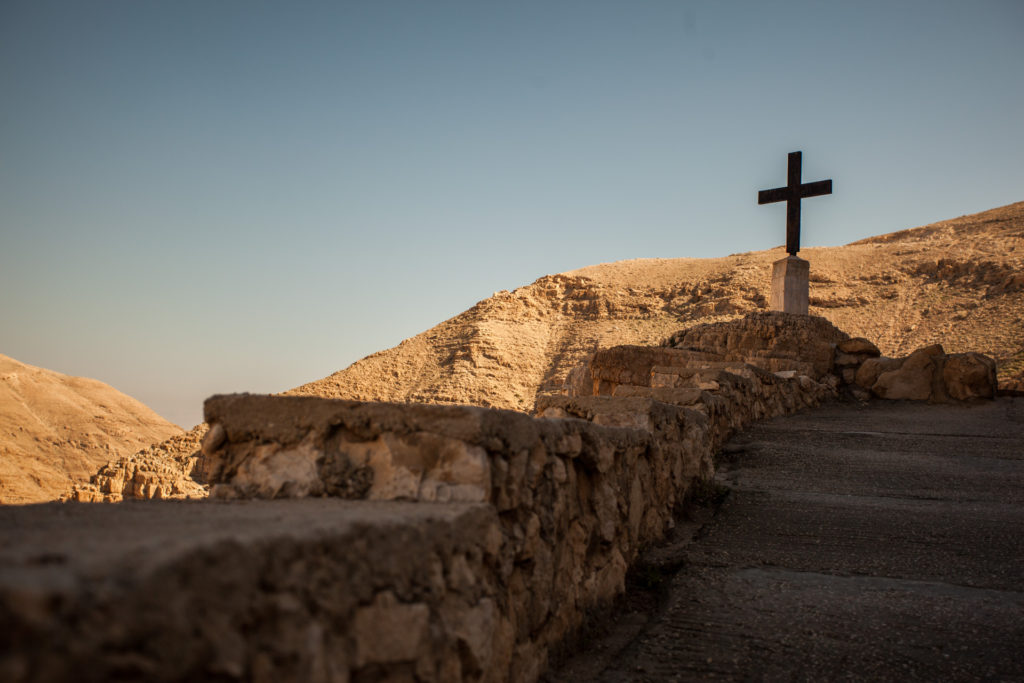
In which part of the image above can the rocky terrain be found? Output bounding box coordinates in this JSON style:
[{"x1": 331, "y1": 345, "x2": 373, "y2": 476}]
[
  {"x1": 63, "y1": 425, "x2": 207, "y2": 503},
  {"x1": 0, "y1": 354, "x2": 182, "y2": 504},
  {"x1": 6, "y1": 201, "x2": 1023, "y2": 504},
  {"x1": 293, "y1": 200, "x2": 1024, "y2": 407}
]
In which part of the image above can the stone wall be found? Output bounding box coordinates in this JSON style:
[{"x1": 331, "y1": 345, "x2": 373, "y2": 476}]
[
  {"x1": 0, "y1": 499, "x2": 503, "y2": 682},
  {"x1": 1, "y1": 359, "x2": 838, "y2": 682},
  {"x1": 193, "y1": 350, "x2": 836, "y2": 680},
  {"x1": 200, "y1": 393, "x2": 714, "y2": 680}
]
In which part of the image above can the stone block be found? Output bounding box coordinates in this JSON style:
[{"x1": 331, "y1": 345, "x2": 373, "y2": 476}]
[
  {"x1": 661, "y1": 312, "x2": 847, "y2": 380},
  {"x1": 353, "y1": 592, "x2": 430, "y2": 667},
  {"x1": 855, "y1": 356, "x2": 903, "y2": 389},
  {"x1": 769, "y1": 256, "x2": 809, "y2": 315},
  {"x1": 871, "y1": 345, "x2": 945, "y2": 401},
  {"x1": 838, "y1": 338, "x2": 881, "y2": 356},
  {"x1": 943, "y1": 352, "x2": 997, "y2": 400}
]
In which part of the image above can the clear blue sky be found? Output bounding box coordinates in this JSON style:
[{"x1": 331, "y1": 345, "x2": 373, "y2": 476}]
[{"x1": 2, "y1": 1, "x2": 1022, "y2": 428}]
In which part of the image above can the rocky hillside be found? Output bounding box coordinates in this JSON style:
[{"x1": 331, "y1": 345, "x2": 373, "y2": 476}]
[
  {"x1": 290, "y1": 201, "x2": 1024, "y2": 409},
  {"x1": 0, "y1": 354, "x2": 182, "y2": 504},
  {"x1": 29, "y1": 200, "x2": 1024, "y2": 504}
]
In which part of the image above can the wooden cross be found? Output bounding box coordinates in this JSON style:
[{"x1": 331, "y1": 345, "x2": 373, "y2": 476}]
[{"x1": 758, "y1": 151, "x2": 832, "y2": 256}]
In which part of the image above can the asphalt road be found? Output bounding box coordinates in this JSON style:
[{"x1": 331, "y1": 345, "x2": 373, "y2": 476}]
[{"x1": 553, "y1": 398, "x2": 1024, "y2": 682}]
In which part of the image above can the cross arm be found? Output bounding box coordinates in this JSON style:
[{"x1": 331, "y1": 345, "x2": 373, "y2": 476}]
[
  {"x1": 758, "y1": 187, "x2": 790, "y2": 204},
  {"x1": 799, "y1": 179, "x2": 832, "y2": 198}
]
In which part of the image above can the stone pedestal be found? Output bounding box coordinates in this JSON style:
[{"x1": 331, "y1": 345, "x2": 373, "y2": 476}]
[{"x1": 770, "y1": 255, "x2": 809, "y2": 315}]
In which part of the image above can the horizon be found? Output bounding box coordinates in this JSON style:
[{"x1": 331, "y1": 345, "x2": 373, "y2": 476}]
[{"x1": 2, "y1": 1, "x2": 1022, "y2": 428}]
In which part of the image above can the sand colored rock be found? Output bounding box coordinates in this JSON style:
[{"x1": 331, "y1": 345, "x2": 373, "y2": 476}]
[
  {"x1": 0, "y1": 353, "x2": 182, "y2": 504},
  {"x1": 855, "y1": 356, "x2": 903, "y2": 389},
  {"x1": 850, "y1": 344, "x2": 998, "y2": 403},
  {"x1": 943, "y1": 352, "x2": 998, "y2": 401},
  {"x1": 838, "y1": 337, "x2": 881, "y2": 356},
  {"x1": 660, "y1": 311, "x2": 848, "y2": 380},
  {"x1": 64, "y1": 425, "x2": 208, "y2": 502},
  {"x1": 872, "y1": 344, "x2": 945, "y2": 400}
]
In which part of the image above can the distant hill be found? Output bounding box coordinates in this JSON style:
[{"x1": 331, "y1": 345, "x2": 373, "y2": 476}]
[
  {"x1": 0, "y1": 354, "x2": 182, "y2": 504},
  {"x1": 289, "y1": 201, "x2": 1024, "y2": 409}
]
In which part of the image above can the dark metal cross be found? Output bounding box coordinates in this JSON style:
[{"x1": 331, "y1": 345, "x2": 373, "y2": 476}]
[{"x1": 758, "y1": 151, "x2": 832, "y2": 256}]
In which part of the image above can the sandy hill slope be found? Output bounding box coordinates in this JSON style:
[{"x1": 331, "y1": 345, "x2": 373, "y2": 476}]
[
  {"x1": 290, "y1": 201, "x2": 1024, "y2": 409},
  {"x1": 0, "y1": 354, "x2": 182, "y2": 504}
]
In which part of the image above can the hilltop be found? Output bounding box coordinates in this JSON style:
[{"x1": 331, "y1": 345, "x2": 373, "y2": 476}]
[
  {"x1": 0, "y1": 354, "x2": 182, "y2": 504},
  {"x1": 290, "y1": 201, "x2": 1024, "y2": 409}
]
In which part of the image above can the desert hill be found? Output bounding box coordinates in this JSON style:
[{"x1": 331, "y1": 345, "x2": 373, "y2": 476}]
[
  {"x1": 23, "y1": 201, "x2": 1024, "y2": 504},
  {"x1": 290, "y1": 201, "x2": 1024, "y2": 409},
  {"x1": 0, "y1": 354, "x2": 182, "y2": 504}
]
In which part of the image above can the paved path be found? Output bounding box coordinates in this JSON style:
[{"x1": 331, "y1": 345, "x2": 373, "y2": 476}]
[{"x1": 554, "y1": 398, "x2": 1024, "y2": 682}]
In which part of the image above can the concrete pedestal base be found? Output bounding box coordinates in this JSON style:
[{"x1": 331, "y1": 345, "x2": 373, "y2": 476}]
[{"x1": 770, "y1": 256, "x2": 809, "y2": 315}]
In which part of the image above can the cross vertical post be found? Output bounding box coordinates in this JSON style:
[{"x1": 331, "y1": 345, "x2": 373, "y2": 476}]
[{"x1": 786, "y1": 151, "x2": 802, "y2": 254}]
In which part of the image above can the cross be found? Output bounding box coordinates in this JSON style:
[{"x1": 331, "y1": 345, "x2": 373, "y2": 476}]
[{"x1": 758, "y1": 151, "x2": 832, "y2": 256}]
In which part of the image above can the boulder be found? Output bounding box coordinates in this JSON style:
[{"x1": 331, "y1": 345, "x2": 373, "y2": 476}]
[
  {"x1": 838, "y1": 338, "x2": 881, "y2": 356},
  {"x1": 943, "y1": 352, "x2": 997, "y2": 400},
  {"x1": 871, "y1": 344, "x2": 945, "y2": 401},
  {"x1": 854, "y1": 356, "x2": 903, "y2": 389}
]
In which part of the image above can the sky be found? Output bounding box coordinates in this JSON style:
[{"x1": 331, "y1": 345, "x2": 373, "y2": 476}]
[{"x1": 1, "y1": 1, "x2": 1022, "y2": 429}]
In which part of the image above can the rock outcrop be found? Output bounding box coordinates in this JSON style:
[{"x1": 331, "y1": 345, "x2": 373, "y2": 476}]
[{"x1": 63, "y1": 425, "x2": 208, "y2": 502}]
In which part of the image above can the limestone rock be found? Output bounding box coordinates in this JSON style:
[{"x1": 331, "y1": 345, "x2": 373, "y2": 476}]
[
  {"x1": 838, "y1": 337, "x2": 881, "y2": 356},
  {"x1": 855, "y1": 356, "x2": 904, "y2": 389},
  {"x1": 563, "y1": 361, "x2": 594, "y2": 398},
  {"x1": 661, "y1": 311, "x2": 848, "y2": 380},
  {"x1": 871, "y1": 344, "x2": 945, "y2": 401},
  {"x1": 861, "y1": 345, "x2": 998, "y2": 403},
  {"x1": 0, "y1": 500, "x2": 503, "y2": 683},
  {"x1": 943, "y1": 352, "x2": 997, "y2": 400},
  {"x1": 64, "y1": 424, "x2": 209, "y2": 503},
  {"x1": 353, "y1": 592, "x2": 430, "y2": 666}
]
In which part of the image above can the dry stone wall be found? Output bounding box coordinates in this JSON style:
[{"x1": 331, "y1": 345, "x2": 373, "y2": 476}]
[
  {"x1": 199, "y1": 393, "x2": 712, "y2": 680},
  {"x1": 182, "y1": 337, "x2": 839, "y2": 681}
]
